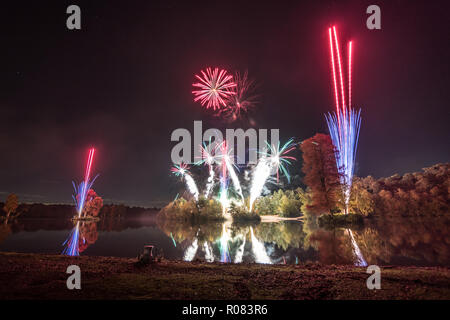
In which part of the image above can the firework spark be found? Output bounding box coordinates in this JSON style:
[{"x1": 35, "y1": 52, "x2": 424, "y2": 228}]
[
  {"x1": 171, "y1": 163, "x2": 199, "y2": 201},
  {"x1": 192, "y1": 67, "x2": 236, "y2": 110}
]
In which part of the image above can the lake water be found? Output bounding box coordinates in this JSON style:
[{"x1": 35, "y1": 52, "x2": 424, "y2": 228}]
[{"x1": 0, "y1": 214, "x2": 448, "y2": 266}]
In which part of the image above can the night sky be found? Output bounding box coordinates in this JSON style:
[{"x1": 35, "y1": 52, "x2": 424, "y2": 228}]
[{"x1": 1, "y1": 0, "x2": 449, "y2": 207}]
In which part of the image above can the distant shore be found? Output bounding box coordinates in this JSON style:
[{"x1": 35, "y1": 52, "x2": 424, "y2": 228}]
[
  {"x1": 0, "y1": 252, "x2": 448, "y2": 300},
  {"x1": 0, "y1": 203, "x2": 160, "y2": 220}
]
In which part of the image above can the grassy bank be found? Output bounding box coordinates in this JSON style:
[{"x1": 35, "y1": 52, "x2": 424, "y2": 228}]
[{"x1": 0, "y1": 252, "x2": 449, "y2": 300}]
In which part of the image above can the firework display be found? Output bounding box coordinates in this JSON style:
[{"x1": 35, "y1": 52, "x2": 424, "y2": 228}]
[
  {"x1": 171, "y1": 138, "x2": 296, "y2": 215},
  {"x1": 178, "y1": 223, "x2": 272, "y2": 264},
  {"x1": 325, "y1": 26, "x2": 362, "y2": 213},
  {"x1": 192, "y1": 67, "x2": 236, "y2": 110},
  {"x1": 3, "y1": 0, "x2": 448, "y2": 304},
  {"x1": 193, "y1": 68, "x2": 259, "y2": 121}
]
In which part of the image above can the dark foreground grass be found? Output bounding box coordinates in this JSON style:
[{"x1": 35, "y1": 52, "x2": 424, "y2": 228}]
[{"x1": 0, "y1": 252, "x2": 449, "y2": 300}]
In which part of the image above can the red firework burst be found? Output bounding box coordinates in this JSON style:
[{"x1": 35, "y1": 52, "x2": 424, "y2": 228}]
[
  {"x1": 220, "y1": 71, "x2": 258, "y2": 121},
  {"x1": 192, "y1": 67, "x2": 236, "y2": 110}
]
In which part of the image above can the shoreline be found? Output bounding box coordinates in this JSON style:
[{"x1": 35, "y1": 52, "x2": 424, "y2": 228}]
[
  {"x1": 1, "y1": 251, "x2": 449, "y2": 300},
  {"x1": 260, "y1": 215, "x2": 304, "y2": 222}
]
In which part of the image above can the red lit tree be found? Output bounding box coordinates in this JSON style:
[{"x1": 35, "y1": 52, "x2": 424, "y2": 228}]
[{"x1": 82, "y1": 189, "x2": 103, "y2": 217}]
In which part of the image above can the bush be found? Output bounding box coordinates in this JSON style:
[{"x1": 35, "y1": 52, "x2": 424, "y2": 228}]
[
  {"x1": 158, "y1": 197, "x2": 224, "y2": 222},
  {"x1": 229, "y1": 202, "x2": 261, "y2": 222}
]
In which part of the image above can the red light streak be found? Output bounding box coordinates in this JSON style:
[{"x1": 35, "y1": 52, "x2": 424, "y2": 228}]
[
  {"x1": 328, "y1": 28, "x2": 340, "y2": 115},
  {"x1": 348, "y1": 41, "x2": 352, "y2": 108},
  {"x1": 84, "y1": 148, "x2": 95, "y2": 185},
  {"x1": 333, "y1": 26, "x2": 346, "y2": 115}
]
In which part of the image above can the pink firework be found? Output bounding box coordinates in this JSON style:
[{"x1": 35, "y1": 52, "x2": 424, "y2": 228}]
[
  {"x1": 192, "y1": 67, "x2": 236, "y2": 110},
  {"x1": 220, "y1": 71, "x2": 258, "y2": 121}
]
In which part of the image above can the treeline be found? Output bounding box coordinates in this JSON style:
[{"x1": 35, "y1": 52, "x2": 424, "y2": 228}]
[
  {"x1": 299, "y1": 133, "x2": 449, "y2": 217},
  {"x1": 239, "y1": 162, "x2": 448, "y2": 218},
  {"x1": 349, "y1": 163, "x2": 449, "y2": 217},
  {"x1": 0, "y1": 202, "x2": 159, "y2": 219}
]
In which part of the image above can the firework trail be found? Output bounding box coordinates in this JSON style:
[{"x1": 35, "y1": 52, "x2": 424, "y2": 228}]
[
  {"x1": 197, "y1": 141, "x2": 221, "y2": 198},
  {"x1": 219, "y1": 179, "x2": 230, "y2": 217},
  {"x1": 250, "y1": 227, "x2": 271, "y2": 264},
  {"x1": 219, "y1": 223, "x2": 231, "y2": 263},
  {"x1": 170, "y1": 232, "x2": 177, "y2": 247},
  {"x1": 234, "y1": 233, "x2": 246, "y2": 263},
  {"x1": 220, "y1": 71, "x2": 259, "y2": 121},
  {"x1": 72, "y1": 177, "x2": 98, "y2": 217},
  {"x1": 183, "y1": 238, "x2": 199, "y2": 261},
  {"x1": 347, "y1": 229, "x2": 368, "y2": 267},
  {"x1": 225, "y1": 160, "x2": 244, "y2": 203},
  {"x1": 220, "y1": 142, "x2": 245, "y2": 203},
  {"x1": 249, "y1": 157, "x2": 272, "y2": 211},
  {"x1": 248, "y1": 139, "x2": 296, "y2": 211},
  {"x1": 216, "y1": 141, "x2": 244, "y2": 217},
  {"x1": 203, "y1": 242, "x2": 214, "y2": 262},
  {"x1": 205, "y1": 165, "x2": 215, "y2": 198},
  {"x1": 62, "y1": 221, "x2": 81, "y2": 256},
  {"x1": 325, "y1": 108, "x2": 361, "y2": 207},
  {"x1": 326, "y1": 26, "x2": 362, "y2": 212},
  {"x1": 192, "y1": 67, "x2": 236, "y2": 110},
  {"x1": 72, "y1": 148, "x2": 98, "y2": 218},
  {"x1": 171, "y1": 163, "x2": 199, "y2": 201}
]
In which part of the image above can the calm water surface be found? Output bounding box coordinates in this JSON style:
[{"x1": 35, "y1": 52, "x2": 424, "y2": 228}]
[{"x1": 0, "y1": 214, "x2": 448, "y2": 266}]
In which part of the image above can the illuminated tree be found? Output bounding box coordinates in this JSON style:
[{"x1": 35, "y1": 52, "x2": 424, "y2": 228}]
[
  {"x1": 82, "y1": 189, "x2": 103, "y2": 217},
  {"x1": 300, "y1": 134, "x2": 342, "y2": 215},
  {"x1": 348, "y1": 178, "x2": 375, "y2": 216},
  {"x1": 3, "y1": 193, "x2": 19, "y2": 221}
]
